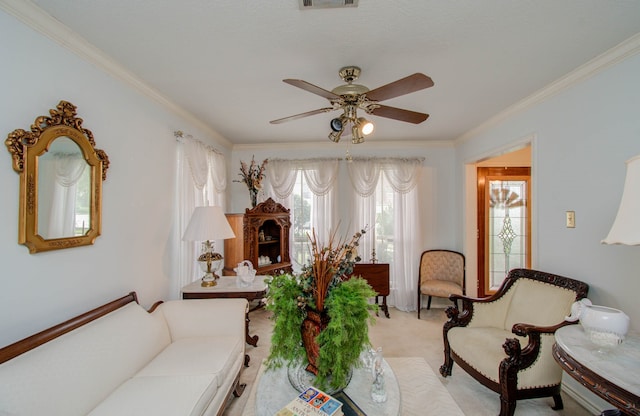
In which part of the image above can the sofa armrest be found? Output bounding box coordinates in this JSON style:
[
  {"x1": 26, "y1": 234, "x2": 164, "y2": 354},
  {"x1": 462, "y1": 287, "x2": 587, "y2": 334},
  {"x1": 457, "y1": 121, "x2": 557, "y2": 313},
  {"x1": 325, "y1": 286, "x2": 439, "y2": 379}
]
[{"x1": 153, "y1": 298, "x2": 248, "y2": 341}]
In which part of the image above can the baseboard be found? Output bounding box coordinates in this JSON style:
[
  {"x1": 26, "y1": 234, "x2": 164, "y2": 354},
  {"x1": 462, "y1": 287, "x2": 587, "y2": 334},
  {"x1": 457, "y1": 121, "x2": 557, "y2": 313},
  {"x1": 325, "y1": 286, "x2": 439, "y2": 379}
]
[{"x1": 561, "y1": 381, "x2": 605, "y2": 415}]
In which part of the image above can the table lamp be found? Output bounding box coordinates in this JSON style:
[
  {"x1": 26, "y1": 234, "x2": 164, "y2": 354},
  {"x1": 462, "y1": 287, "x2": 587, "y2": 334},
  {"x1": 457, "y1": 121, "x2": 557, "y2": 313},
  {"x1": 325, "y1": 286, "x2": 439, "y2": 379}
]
[
  {"x1": 596, "y1": 154, "x2": 640, "y2": 343},
  {"x1": 183, "y1": 206, "x2": 236, "y2": 287},
  {"x1": 602, "y1": 154, "x2": 640, "y2": 245}
]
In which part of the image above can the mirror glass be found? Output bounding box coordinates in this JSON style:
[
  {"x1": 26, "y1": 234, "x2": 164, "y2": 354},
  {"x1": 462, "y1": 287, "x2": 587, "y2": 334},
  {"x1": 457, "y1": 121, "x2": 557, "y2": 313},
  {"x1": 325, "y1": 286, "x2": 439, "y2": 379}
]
[
  {"x1": 37, "y1": 136, "x2": 91, "y2": 239},
  {"x1": 5, "y1": 100, "x2": 109, "y2": 253}
]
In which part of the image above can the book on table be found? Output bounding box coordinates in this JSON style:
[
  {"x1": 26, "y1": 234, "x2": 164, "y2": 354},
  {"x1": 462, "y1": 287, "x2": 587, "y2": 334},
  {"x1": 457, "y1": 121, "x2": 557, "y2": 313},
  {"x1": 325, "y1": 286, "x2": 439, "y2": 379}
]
[
  {"x1": 276, "y1": 386, "x2": 343, "y2": 416},
  {"x1": 332, "y1": 391, "x2": 367, "y2": 416}
]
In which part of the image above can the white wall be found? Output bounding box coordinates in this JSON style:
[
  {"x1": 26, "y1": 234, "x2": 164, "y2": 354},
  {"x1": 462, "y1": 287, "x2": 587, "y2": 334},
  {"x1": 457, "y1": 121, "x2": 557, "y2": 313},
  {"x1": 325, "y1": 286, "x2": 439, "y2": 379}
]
[{"x1": 0, "y1": 9, "x2": 230, "y2": 348}]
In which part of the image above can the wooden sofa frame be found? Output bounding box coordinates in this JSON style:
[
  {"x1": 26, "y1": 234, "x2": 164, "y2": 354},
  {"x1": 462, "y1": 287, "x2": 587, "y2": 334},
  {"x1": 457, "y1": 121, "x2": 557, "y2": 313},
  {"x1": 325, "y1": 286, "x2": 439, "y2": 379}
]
[{"x1": 439, "y1": 269, "x2": 589, "y2": 416}]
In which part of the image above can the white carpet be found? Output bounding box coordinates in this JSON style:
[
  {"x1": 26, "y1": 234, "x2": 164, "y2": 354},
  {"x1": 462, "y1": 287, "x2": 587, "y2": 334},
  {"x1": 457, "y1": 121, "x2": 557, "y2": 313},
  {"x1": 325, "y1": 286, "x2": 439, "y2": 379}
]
[{"x1": 241, "y1": 357, "x2": 464, "y2": 416}]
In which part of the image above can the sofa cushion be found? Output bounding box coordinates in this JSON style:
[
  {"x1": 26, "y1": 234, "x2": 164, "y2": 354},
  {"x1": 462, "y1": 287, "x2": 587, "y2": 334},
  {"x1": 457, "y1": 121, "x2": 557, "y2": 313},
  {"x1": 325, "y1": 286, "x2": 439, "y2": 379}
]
[
  {"x1": 420, "y1": 279, "x2": 463, "y2": 298},
  {"x1": 87, "y1": 374, "x2": 218, "y2": 416},
  {"x1": 0, "y1": 302, "x2": 171, "y2": 416},
  {"x1": 154, "y1": 298, "x2": 247, "y2": 340},
  {"x1": 137, "y1": 336, "x2": 243, "y2": 387}
]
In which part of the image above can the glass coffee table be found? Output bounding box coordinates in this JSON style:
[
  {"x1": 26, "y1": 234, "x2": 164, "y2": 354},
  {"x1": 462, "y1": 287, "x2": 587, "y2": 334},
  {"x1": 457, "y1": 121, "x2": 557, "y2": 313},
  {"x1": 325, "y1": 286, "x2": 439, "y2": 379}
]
[{"x1": 254, "y1": 359, "x2": 401, "y2": 415}]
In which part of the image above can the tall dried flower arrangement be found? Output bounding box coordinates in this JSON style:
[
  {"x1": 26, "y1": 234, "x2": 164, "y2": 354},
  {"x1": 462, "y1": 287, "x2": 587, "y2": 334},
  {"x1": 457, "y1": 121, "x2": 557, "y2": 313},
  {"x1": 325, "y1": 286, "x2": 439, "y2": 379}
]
[
  {"x1": 234, "y1": 156, "x2": 268, "y2": 207},
  {"x1": 304, "y1": 227, "x2": 365, "y2": 311}
]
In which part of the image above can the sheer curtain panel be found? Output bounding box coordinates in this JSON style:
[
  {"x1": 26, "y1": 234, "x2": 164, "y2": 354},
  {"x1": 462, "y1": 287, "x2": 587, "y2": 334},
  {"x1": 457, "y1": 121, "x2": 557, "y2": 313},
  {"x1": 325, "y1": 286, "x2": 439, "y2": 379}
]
[
  {"x1": 348, "y1": 157, "x2": 423, "y2": 311},
  {"x1": 173, "y1": 135, "x2": 227, "y2": 298}
]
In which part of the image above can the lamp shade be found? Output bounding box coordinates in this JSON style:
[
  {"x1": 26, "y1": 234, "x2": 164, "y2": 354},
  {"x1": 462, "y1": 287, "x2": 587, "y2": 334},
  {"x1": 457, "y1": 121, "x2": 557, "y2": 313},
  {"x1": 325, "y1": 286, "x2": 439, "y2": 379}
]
[
  {"x1": 602, "y1": 154, "x2": 640, "y2": 245},
  {"x1": 182, "y1": 206, "x2": 235, "y2": 242}
]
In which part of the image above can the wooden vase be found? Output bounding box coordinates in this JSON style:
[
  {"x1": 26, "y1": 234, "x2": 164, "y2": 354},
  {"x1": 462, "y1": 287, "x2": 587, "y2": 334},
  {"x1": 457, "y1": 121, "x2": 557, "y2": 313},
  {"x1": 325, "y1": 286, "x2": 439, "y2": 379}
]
[{"x1": 300, "y1": 307, "x2": 330, "y2": 375}]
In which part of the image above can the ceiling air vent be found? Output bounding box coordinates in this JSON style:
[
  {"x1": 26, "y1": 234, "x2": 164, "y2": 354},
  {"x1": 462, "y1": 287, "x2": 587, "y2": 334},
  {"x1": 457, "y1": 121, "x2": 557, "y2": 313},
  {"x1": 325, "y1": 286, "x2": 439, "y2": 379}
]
[{"x1": 299, "y1": 0, "x2": 358, "y2": 9}]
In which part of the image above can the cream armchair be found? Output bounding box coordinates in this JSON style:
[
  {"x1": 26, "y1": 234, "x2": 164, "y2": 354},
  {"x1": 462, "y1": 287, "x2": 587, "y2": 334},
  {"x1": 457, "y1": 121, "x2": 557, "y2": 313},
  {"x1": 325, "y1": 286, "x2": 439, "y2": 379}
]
[
  {"x1": 417, "y1": 249, "x2": 465, "y2": 318},
  {"x1": 439, "y1": 268, "x2": 589, "y2": 416}
]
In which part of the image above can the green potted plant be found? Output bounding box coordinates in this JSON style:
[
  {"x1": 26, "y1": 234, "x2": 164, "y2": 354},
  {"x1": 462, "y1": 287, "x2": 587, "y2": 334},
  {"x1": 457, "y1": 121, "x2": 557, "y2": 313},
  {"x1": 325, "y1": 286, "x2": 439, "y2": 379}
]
[{"x1": 265, "y1": 228, "x2": 377, "y2": 391}]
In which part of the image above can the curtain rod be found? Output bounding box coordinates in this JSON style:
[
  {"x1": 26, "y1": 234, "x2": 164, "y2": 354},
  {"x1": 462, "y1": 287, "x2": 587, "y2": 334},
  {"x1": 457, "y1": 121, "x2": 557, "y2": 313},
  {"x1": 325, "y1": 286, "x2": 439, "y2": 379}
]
[{"x1": 174, "y1": 130, "x2": 223, "y2": 155}]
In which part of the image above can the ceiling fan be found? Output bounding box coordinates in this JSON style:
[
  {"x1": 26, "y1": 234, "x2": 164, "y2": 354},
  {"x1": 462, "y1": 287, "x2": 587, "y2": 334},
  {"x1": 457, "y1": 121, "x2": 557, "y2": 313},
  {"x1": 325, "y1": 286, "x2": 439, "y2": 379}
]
[{"x1": 269, "y1": 66, "x2": 434, "y2": 144}]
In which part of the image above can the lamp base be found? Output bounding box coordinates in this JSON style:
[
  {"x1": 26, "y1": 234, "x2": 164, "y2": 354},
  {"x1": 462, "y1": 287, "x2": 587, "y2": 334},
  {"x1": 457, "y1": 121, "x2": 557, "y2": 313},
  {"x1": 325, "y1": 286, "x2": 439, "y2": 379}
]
[
  {"x1": 200, "y1": 270, "x2": 221, "y2": 287},
  {"x1": 201, "y1": 278, "x2": 217, "y2": 287},
  {"x1": 197, "y1": 252, "x2": 223, "y2": 287}
]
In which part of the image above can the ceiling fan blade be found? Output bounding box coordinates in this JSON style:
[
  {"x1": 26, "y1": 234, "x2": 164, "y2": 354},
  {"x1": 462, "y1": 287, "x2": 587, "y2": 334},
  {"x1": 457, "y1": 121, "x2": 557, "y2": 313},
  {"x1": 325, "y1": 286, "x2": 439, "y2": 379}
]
[
  {"x1": 283, "y1": 79, "x2": 340, "y2": 100},
  {"x1": 365, "y1": 73, "x2": 434, "y2": 102},
  {"x1": 270, "y1": 107, "x2": 335, "y2": 124},
  {"x1": 369, "y1": 104, "x2": 429, "y2": 124}
]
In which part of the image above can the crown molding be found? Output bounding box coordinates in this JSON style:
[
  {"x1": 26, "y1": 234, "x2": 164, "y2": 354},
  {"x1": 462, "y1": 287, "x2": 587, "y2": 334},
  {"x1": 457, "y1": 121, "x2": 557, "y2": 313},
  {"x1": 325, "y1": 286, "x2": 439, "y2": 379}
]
[
  {"x1": 0, "y1": 0, "x2": 232, "y2": 148},
  {"x1": 232, "y1": 139, "x2": 454, "y2": 152},
  {"x1": 455, "y1": 32, "x2": 640, "y2": 145}
]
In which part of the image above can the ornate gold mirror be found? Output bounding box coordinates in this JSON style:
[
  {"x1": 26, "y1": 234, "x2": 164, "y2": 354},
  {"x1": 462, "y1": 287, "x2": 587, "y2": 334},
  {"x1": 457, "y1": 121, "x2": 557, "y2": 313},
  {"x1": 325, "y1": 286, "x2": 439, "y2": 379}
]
[{"x1": 5, "y1": 100, "x2": 109, "y2": 253}]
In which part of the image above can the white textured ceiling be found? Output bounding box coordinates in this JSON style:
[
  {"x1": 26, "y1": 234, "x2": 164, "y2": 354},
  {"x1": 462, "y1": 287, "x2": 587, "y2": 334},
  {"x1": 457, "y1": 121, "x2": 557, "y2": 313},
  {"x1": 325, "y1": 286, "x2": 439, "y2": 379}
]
[{"x1": 26, "y1": 0, "x2": 640, "y2": 145}]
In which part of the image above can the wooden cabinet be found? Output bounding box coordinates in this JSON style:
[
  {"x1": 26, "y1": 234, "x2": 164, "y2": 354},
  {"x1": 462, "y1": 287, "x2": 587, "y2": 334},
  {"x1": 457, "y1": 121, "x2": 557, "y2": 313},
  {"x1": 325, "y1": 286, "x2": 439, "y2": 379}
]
[{"x1": 224, "y1": 198, "x2": 292, "y2": 276}]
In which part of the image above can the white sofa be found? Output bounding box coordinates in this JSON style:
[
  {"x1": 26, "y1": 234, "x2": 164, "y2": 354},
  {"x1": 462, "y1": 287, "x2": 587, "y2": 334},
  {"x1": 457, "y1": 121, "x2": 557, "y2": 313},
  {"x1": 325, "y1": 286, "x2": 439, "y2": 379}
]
[{"x1": 0, "y1": 292, "x2": 248, "y2": 416}]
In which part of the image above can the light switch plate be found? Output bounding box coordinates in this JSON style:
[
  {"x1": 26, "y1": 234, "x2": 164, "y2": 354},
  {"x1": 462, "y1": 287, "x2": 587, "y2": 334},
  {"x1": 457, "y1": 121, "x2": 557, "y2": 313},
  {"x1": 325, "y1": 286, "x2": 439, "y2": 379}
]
[{"x1": 566, "y1": 211, "x2": 576, "y2": 228}]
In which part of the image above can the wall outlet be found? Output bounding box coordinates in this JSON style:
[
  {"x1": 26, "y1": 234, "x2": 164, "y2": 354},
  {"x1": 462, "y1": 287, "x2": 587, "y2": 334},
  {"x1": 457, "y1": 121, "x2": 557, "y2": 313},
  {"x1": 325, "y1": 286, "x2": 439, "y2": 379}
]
[{"x1": 566, "y1": 211, "x2": 576, "y2": 228}]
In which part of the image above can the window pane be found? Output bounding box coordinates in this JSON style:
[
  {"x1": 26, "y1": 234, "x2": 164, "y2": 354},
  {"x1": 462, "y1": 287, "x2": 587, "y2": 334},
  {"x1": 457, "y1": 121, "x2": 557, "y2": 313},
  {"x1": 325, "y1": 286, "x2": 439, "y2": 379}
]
[
  {"x1": 291, "y1": 171, "x2": 312, "y2": 271},
  {"x1": 488, "y1": 180, "x2": 527, "y2": 290}
]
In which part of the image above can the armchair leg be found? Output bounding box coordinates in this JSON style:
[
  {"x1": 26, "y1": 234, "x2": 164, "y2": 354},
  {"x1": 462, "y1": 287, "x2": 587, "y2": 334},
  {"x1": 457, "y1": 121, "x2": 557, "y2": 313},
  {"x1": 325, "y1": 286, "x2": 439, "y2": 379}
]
[
  {"x1": 439, "y1": 341, "x2": 453, "y2": 377},
  {"x1": 551, "y1": 394, "x2": 563, "y2": 410},
  {"x1": 417, "y1": 293, "x2": 421, "y2": 319},
  {"x1": 427, "y1": 296, "x2": 432, "y2": 310},
  {"x1": 499, "y1": 396, "x2": 516, "y2": 416}
]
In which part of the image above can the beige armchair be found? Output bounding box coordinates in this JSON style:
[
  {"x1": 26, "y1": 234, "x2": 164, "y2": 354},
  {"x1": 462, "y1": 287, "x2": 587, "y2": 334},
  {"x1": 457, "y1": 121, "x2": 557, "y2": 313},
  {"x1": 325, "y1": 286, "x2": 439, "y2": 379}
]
[
  {"x1": 439, "y1": 268, "x2": 589, "y2": 416},
  {"x1": 417, "y1": 250, "x2": 465, "y2": 319}
]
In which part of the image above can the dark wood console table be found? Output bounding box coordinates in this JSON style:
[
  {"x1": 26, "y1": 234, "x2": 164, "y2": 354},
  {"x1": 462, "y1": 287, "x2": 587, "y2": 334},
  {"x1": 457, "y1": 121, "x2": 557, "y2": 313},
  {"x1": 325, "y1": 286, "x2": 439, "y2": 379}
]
[
  {"x1": 553, "y1": 325, "x2": 640, "y2": 415},
  {"x1": 350, "y1": 263, "x2": 390, "y2": 318}
]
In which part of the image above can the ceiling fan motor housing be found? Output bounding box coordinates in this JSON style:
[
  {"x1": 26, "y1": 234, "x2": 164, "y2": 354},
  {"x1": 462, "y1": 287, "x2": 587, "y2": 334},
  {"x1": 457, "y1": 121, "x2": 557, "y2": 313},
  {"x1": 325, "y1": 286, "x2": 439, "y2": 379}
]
[{"x1": 338, "y1": 66, "x2": 361, "y2": 83}]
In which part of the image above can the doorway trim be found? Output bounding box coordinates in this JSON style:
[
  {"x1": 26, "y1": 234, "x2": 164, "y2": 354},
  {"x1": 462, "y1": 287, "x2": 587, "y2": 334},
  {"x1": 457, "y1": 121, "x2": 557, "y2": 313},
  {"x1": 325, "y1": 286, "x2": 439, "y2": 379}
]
[{"x1": 462, "y1": 134, "x2": 537, "y2": 297}]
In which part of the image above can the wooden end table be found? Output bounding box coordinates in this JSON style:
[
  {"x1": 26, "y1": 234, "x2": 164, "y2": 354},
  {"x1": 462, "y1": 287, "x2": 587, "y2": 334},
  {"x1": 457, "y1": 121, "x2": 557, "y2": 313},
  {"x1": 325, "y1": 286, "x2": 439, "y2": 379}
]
[
  {"x1": 181, "y1": 276, "x2": 268, "y2": 348},
  {"x1": 350, "y1": 263, "x2": 391, "y2": 318}
]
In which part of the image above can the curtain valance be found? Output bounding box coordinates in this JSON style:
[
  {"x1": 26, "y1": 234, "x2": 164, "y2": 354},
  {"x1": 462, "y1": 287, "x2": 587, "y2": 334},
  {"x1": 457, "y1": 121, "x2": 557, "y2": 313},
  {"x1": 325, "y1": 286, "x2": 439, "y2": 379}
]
[
  {"x1": 268, "y1": 158, "x2": 339, "y2": 198},
  {"x1": 348, "y1": 157, "x2": 423, "y2": 196}
]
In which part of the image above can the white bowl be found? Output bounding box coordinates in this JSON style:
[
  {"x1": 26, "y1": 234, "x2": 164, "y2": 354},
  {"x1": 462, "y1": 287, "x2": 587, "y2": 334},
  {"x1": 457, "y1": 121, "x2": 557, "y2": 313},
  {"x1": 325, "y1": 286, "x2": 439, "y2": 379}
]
[{"x1": 580, "y1": 305, "x2": 630, "y2": 347}]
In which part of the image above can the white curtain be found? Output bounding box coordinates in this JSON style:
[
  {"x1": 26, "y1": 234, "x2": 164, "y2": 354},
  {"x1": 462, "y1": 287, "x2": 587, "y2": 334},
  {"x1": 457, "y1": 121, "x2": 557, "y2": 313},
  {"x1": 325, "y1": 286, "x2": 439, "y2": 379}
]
[
  {"x1": 47, "y1": 153, "x2": 87, "y2": 238},
  {"x1": 266, "y1": 158, "x2": 339, "y2": 267},
  {"x1": 348, "y1": 157, "x2": 423, "y2": 311},
  {"x1": 173, "y1": 135, "x2": 227, "y2": 297}
]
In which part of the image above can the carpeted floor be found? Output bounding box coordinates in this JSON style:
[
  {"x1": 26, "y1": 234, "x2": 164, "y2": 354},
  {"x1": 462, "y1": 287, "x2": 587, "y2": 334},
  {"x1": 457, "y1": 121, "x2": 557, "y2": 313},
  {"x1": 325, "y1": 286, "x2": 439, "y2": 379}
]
[{"x1": 222, "y1": 305, "x2": 593, "y2": 416}]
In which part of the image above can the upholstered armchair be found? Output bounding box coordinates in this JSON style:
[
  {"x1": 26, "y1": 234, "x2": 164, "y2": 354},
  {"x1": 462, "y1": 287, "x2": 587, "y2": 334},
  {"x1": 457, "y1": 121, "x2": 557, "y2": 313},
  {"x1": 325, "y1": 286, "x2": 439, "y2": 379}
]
[
  {"x1": 417, "y1": 250, "x2": 465, "y2": 319},
  {"x1": 439, "y1": 268, "x2": 589, "y2": 416}
]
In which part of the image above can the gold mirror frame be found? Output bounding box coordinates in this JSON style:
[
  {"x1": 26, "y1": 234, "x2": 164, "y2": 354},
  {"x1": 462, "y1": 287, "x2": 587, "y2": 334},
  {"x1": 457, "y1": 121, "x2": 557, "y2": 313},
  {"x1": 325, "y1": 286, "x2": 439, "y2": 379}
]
[{"x1": 5, "y1": 100, "x2": 109, "y2": 253}]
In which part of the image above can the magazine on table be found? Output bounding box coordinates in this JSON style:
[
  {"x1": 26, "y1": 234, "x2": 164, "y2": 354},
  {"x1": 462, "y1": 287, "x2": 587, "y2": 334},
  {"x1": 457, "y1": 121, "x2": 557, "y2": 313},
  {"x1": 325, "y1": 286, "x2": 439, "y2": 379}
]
[{"x1": 275, "y1": 386, "x2": 344, "y2": 416}]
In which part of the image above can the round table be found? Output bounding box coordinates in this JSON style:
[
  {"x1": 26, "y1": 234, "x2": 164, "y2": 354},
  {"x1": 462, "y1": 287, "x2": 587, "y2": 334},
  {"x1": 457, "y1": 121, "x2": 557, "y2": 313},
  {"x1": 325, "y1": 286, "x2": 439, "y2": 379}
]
[{"x1": 255, "y1": 360, "x2": 401, "y2": 415}]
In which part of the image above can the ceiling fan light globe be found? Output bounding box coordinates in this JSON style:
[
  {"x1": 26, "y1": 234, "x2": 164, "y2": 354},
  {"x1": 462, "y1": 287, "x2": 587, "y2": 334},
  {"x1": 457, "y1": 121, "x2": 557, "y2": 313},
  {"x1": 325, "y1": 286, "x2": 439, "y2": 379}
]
[
  {"x1": 357, "y1": 117, "x2": 374, "y2": 135},
  {"x1": 330, "y1": 117, "x2": 343, "y2": 132}
]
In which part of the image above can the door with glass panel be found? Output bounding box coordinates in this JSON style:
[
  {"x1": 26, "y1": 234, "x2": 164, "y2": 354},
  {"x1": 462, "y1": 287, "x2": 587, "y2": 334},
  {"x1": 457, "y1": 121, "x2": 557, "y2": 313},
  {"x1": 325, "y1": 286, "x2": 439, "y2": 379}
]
[{"x1": 477, "y1": 167, "x2": 531, "y2": 297}]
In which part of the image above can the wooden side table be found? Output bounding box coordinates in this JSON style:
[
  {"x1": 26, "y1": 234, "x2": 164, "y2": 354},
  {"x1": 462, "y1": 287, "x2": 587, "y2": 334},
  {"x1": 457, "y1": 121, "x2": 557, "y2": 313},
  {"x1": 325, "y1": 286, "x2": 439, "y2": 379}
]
[
  {"x1": 350, "y1": 263, "x2": 391, "y2": 318},
  {"x1": 553, "y1": 325, "x2": 640, "y2": 415},
  {"x1": 181, "y1": 276, "x2": 268, "y2": 348}
]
